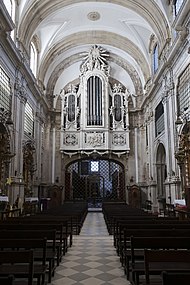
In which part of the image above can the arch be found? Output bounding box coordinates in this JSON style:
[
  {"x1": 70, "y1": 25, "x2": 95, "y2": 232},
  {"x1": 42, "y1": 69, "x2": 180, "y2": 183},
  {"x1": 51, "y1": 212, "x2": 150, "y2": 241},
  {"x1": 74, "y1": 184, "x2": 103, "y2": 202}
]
[
  {"x1": 39, "y1": 31, "x2": 150, "y2": 84},
  {"x1": 156, "y1": 143, "x2": 167, "y2": 198},
  {"x1": 30, "y1": 41, "x2": 37, "y2": 76},
  {"x1": 46, "y1": 52, "x2": 143, "y2": 107},
  {"x1": 65, "y1": 158, "x2": 125, "y2": 206},
  {"x1": 17, "y1": 0, "x2": 170, "y2": 51}
]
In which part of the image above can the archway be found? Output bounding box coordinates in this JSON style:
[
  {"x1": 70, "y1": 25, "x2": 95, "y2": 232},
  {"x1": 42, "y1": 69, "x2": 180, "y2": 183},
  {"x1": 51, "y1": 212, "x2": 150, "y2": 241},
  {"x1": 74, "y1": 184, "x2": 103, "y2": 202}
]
[
  {"x1": 156, "y1": 143, "x2": 167, "y2": 206},
  {"x1": 65, "y1": 159, "x2": 125, "y2": 208}
]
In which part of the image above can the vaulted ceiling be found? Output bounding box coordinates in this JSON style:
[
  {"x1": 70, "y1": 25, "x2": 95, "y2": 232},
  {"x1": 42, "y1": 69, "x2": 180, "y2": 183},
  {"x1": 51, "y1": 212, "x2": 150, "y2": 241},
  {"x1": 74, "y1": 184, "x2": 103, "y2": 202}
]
[{"x1": 16, "y1": 0, "x2": 171, "y2": 99}]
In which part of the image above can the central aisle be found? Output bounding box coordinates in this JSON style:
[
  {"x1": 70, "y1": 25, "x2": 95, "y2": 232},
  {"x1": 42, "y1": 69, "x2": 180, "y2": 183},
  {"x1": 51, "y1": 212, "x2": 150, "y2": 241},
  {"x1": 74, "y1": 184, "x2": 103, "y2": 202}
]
[{"x1": 51, "y1": 212, "x2": 131, "y2": 284}]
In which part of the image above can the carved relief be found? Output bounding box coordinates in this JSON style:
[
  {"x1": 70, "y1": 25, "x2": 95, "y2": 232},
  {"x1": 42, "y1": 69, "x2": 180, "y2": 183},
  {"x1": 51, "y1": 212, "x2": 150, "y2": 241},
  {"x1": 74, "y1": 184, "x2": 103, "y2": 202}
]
[
  {"x1": 23, "y1": 140, "x2": 36, "y2": 196},
  {"x1": 80, "y1": 45, "x2": 110, "y2": 76},
  {"x1": 112, "y1": 134, "x2": 126, "y2": 145},
  {"x1": 64, "y1": 134, "x2": 78, "y2": 146},
  {"x1": 85, "y1": 132, "x2": 104, "y2": 147}
]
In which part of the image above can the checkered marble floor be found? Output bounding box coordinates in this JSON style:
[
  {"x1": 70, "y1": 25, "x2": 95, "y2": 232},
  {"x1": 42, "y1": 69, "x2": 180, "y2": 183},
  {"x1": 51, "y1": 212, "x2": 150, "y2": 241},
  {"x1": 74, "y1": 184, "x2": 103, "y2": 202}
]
[{"x1": 51, "y1": 212, "x2": 131, "y2": 284}]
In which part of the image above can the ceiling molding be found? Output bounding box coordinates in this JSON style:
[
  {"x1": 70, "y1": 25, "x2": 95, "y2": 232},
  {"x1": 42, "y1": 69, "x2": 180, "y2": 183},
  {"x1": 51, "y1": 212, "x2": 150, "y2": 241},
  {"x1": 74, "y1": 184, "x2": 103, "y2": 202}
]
[{"x1": 39, "y1": 31, "x2": 150, "y2": 83}]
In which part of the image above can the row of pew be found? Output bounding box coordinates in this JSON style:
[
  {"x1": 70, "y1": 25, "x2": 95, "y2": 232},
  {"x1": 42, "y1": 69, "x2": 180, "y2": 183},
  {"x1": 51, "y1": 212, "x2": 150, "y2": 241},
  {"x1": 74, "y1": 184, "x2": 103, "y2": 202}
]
[
  {"x1": 0, "y1": 201, "x2": 88, "y2": 284},
  {"x1": 102, "y1": 202, "x2": 190, "y2": 285}
]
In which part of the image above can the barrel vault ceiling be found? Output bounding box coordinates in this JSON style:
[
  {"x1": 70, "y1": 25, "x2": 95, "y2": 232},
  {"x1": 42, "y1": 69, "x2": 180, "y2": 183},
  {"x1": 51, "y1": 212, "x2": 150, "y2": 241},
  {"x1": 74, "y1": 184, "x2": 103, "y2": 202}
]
[{"x1": 16, "y1": 0, "x2": 171, "y2": 100}]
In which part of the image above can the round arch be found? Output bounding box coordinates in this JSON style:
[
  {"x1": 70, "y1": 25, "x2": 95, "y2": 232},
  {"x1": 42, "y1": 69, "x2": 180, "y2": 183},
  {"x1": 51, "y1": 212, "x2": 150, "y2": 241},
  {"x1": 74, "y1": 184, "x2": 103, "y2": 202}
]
[
  {"x1": 156, "y1": 143, "x2": 167, "y2": 199},
  {"x1": 18, "y1": 0, "x2": 170, "y2": 50},
  {"x1": 64, "y1": 158, "x2": 125, "y2": 207}
]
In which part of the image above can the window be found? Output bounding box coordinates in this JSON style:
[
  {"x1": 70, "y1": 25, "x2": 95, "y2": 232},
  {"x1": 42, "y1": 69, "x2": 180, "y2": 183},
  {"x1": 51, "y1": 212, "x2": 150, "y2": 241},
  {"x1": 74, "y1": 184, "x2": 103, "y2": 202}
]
[
  {"x1": 24, "y1": 102, "x2": 34, "y2": 137},
  {"x1": 0, "y1": 66, "x2": 11, "y2": 112},
  {"x1": 91, "y1": 161, "x2": 99, "y2": 172},
  {"x1": 174, "y1": 0, "x2": 184, "y2": 16},
  {"x1": 155, "y1": 102, "x2": 164, "y2": 137},
  {"x1": 146, "y1": 125, "x2": 148, "y2": 147},
  {"x1": 153, "y1": 44, "x2": 158, "y2": 73},
  {"x1": 30, "y1": 42, "x2": 37, "y2": 76},
  {"x1": 3, "y1": 0, "x2": 13, "y2": 18},
  {"x1": 3, "y1": 0, "x2": 15, "y2": 39},
  {"x1": 41, "y1": 126, "x2": 44, "y2": 148},
  {"x1": 87, "y1": 76, "x2": 102, "y2": 126},
  {"x1": 177, "y1": 64, "x2": 190, "y2": 115}
]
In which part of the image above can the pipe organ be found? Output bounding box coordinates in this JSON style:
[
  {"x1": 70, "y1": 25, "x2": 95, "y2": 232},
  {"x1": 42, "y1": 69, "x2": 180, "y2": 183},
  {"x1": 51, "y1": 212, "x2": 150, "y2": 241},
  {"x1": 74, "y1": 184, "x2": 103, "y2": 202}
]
[{"x1": 60, "y1": 45, "x2": 130, "y2": 156}]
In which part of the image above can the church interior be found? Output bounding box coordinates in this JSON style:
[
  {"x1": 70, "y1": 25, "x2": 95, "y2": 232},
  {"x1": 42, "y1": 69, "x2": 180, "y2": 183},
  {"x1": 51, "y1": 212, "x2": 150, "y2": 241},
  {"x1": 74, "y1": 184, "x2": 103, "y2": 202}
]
[
  {"x1": 0, "y1": 0, "x2": 190, "y2": 214},
  {"x1": 1, "y1": 1, "x2": 190, "y2": 284}
]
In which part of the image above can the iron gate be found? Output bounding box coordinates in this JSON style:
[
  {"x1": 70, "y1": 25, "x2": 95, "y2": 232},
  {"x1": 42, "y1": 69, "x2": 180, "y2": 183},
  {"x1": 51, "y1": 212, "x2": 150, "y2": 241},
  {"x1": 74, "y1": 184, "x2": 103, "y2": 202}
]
[{"x1": 65, "y1": 159, "x2": 125, "y2": 207}]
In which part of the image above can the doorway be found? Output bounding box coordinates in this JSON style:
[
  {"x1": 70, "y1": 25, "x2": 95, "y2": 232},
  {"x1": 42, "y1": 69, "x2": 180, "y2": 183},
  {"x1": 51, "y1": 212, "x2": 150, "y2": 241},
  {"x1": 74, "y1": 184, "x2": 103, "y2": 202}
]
[{"x1": 65, "y1": 159, "x2": 125, "y2": 209}]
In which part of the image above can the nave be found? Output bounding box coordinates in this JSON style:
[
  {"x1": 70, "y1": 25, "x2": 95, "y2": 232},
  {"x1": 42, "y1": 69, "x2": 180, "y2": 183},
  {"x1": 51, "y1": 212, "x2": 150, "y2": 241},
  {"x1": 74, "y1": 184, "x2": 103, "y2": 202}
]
[{"x1": 51, "y1": 212, "x2": 130, "y2": 285}]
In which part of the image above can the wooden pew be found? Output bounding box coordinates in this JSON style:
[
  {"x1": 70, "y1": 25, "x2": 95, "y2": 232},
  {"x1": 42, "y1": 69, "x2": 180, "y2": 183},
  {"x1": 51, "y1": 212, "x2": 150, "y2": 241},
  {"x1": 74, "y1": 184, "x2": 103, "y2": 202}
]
[
  {"x1": 114, "y1": 216, "x2": 188, "y2": 247},
  {"x1": 0, "y1": 230, "x2": 57, "y2": 283},
  {"x1": 144, "y1": 250, "x2": 190, "y2": 285},
  {"x1": 0, "y1": 239, "x2": 47, "y2": 285},
  {"x1": 0, "y1": 275, "x2": 14, "y2": 285},
  {"x1": 116, "y1": 222, "x2": 190, "y2": 256},
  {"x1": 130, "y1": 237, "x2": 190, "y2": 285},
  {"x1": 0, "y1": 222, "x2": 67, "y2": 263},
  {"x1": 0, "y1": 250, "x2": 34, "y2": 285},
  {"x1": 6, "y1": 215, "x2": 73, "y2": 247},
  {"x1": 161, "y1": 271, "x2": 190, "y2": 285},
  {"x1": 119, "y1": 227, "x2": 190, "y2": 273}
]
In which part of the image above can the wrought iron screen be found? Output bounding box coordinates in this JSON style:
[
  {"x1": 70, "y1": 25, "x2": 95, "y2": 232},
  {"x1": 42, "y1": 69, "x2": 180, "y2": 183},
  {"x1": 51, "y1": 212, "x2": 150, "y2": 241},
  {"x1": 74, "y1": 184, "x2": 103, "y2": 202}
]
[{"x1": 65, "y1": 159, "x2": 125, "y2": 207}]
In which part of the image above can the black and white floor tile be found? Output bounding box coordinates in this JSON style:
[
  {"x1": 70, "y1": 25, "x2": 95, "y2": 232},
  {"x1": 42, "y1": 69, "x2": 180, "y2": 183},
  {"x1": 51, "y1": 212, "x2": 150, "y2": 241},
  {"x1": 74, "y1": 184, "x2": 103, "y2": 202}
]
[{"x1": 51, "y1": 212, "x2": 131, "y2": 284}]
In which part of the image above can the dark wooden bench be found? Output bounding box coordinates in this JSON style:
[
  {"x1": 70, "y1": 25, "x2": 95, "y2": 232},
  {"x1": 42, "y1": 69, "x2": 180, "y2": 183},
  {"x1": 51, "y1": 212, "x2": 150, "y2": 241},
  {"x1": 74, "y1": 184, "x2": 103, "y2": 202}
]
[
  {"x1": 116, "y1": 222, "x2": 190, "y2": 256},
  {"x1": 0, "y1": 222, "x2": 67, "y2": 263},
  {"x1": 114, "y1": 217, "x2": 189, "y2": 237},
  {"x1": 0, "y1": 230, "x2": 57, "y2": 283},
  {"x1": 6, "y1": 215, "x2": 73, "y2": 247},
  {"x1": 161, "y1": 271, "x2": 190, "y2": 285},
  {"x1": 112, "y1": 215, "x2": 179, "y2": 241},
  {"x1": 120, "y1": 227, "x2": 190, "y2": 273},
  {"x1": 0, "y1": 250, "x2": 34, "y2": 285},
  {"x1": 0, "y1": 239, "x2": 47, "y2": 285},
  {"x1": 145, "y1": 250, "x2": 190, "y2": 285},
  {"x1": 0, "y1": 275, "x2": 14, "y2": 285},
  {"x1": 130, "y1": 236, "x2": 190, "y2": 285}
]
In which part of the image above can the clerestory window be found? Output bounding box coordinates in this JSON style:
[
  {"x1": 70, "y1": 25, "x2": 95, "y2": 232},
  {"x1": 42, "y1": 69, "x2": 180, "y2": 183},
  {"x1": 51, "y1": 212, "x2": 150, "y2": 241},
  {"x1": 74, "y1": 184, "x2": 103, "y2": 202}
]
[
  {"x1": 155, "y1": 102, "x2": 164, "y2": 137},
  {"x1": 174, "y1": 0, "x2": 184, "y2": 16},
  {"x1": 153, "y1": 44, "x2": 159, "y2": 74}
]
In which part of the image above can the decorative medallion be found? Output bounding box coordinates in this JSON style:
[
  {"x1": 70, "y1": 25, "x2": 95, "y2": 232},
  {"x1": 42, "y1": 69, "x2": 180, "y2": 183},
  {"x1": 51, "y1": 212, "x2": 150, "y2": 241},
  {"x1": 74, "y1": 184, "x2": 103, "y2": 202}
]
[
  {"x1": 112, "y1": 134, "x2": 126, "y2": 145},
  {"x1": 64, "y1": 134, "x2": 78, "y2": 146},
  {"x1": 87, "y1": 11, "x2": 100, "y2": 21}
]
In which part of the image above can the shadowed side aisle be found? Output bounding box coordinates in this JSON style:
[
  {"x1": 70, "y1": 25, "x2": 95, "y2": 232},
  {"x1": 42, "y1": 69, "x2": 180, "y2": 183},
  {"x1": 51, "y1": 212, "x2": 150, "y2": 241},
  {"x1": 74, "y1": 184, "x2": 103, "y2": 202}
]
[{"x1": 51, "y1": 212, "x2": 131, "y2": 285}]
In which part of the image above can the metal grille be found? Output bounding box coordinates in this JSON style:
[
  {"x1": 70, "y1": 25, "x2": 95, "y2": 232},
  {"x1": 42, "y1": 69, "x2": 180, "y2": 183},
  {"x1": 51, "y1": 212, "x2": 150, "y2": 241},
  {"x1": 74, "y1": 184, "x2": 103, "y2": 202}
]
[
  {"x1": 65, "y1": 159, "x2": 125, "y2": 207},
  {"x1": 0, "y1": 66, "x2": 11, "y2": 112},
  {"x1": 24, "y1": 102, "x2": 34, "y2": 136},
  {"x1": 177, "y1": 63, "x2": 190, "y2": 115}
]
